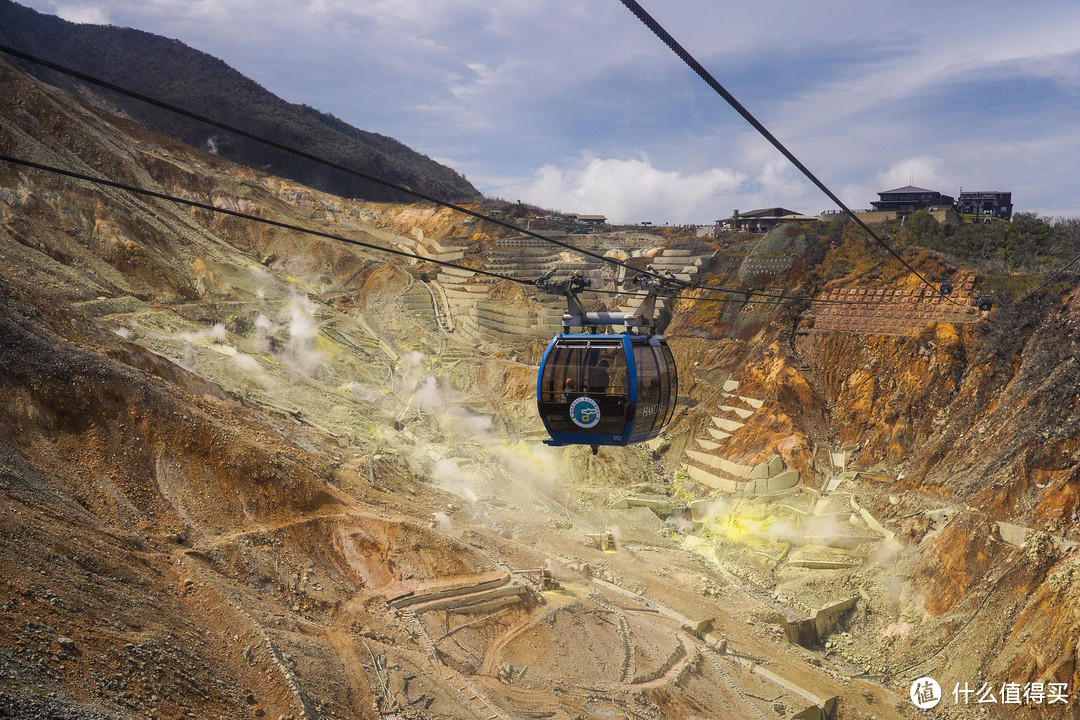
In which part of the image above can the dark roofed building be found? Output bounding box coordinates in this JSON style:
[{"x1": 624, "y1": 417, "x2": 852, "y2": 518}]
[
  {"x1": 569, "y1": 213, "x2": 607, "y2": 225},
  {"x1": 721, "y1": 207, "x2": 816, "y2": 232},
  {"x1": 870, "y1": 186, "x2": 955, "y2": 214},
  {"x1": 957, "y1": 191, "x2": 1013, "y2": 221}
]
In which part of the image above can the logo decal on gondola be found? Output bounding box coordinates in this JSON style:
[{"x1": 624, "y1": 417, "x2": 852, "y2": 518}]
[{"x1": 569, "y1": 397, "x2": 601, "y2": 429}]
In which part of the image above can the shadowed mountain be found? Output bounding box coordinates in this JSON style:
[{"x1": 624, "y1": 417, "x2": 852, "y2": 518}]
[{"x1": 0, "y1": 0, "x2": 481, "y2": 204}]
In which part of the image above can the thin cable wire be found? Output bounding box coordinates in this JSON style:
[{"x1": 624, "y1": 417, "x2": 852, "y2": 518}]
[
  {"x1": 0, "y1": 152, "x2": 530, "y2": 285},
  {"x1": 1017, "y1": 251, "x2": 1080, "y2": 303},
  {"x1": 0, "y1": 43, "x2": 943, "y2": 310},
  {"x1": 615, "y1": 0, "x2": 959, "y2": 305},
  {"x1": 0, "y1": 152, "x2": 717, "y2": 305},
  {"x1": 0, "y1": 43, "x2": 973, "y2": 312},
  {"x1": 0, "y1": 42, "x2": 679, "y2": 288},
  {"x1": 2, "y1": 152, "x2": 926, "y2": 310}
]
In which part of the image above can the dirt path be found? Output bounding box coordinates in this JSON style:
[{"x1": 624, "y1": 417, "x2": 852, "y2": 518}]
[
  {"x1": 478, "y1": 611, "x2": 538, "y2": 676},
  {"x1": 192, "y1": 510, "x2": 351, "y2": 550},
  {"x1": 322, "y1": 625, "x2": 379, "y2": 718}
]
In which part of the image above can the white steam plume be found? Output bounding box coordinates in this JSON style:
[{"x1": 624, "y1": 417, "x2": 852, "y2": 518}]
[
  {"x1": 432, "y1": 512, "x2": 453, "y2": 532},
  {"x1": 282, "y1": 294, "x2": 323, "y2": 375},
  {"x1": 429, "y1": 458, "x2": 478, "y2": 503},
  {"x1": 179, "y1": 323, "x2": 227, "y2": 344},
  {"x1": 252, "y1": 313, "x2": 275, "y2": 353}
]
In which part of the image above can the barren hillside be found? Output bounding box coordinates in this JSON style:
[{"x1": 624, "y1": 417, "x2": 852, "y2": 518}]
[{"x1": 1, "y1": 52, "x2": 1079, "y2": 720}]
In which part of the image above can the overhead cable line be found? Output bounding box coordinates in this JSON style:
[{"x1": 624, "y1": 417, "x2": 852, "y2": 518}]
[
  {"x1": 614, "y1": 0, "x2": 958, "y2": 305},
  {"x1": 0, "y1": 43, "x2": 899, "y2": 310},
  {"x1": 1, "y1": 153, "x2": 917, "y2": 309},
  {"x1": 0, "y1": 152, "x2": 696, "y2": 303},
  {"x1": 0, "y1": 43, "x2": 681, "y2": 288},
  {"x1": 0, "y1": 153, "x2": 529, "y2": 286},
  {"x1": 0, "y1": 43, "x2": 962, "y2": 312},
  {"x1": 1017, "y1": 251, "x2": 1080, "y2": 304}
]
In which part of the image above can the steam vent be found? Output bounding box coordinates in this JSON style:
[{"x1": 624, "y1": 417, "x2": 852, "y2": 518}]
[{"x1": 2, "y1": 22, "x2": 1080, "y2": 720}]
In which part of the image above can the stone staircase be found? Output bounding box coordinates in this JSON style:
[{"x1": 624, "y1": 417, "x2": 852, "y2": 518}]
[
  {"x1": 398, "y1": 279, "x2": 442, "y2": 331},
  {"x1": 617, "y1": 614, "x2": 636, "y2": 683},
  {"x1": 588, "y1": 592, "x2": 637, "y2": 684},
  {"x1": 681, "y1": 379, "x2": 800, "y2": 495},
  {"x1": 707, "y1": 651, "x2": 770, "y2": 720}
]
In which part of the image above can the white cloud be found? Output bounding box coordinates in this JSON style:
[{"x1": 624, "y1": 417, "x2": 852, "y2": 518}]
[
  {"x1": 15, "y1": 0, "x2": 1080, "y2": 217},
  {"x1": 499, "y1": 155, "x2": 746, "y2": 224},
  {"x1": 51, "y1": 3, "x2": 110, "y2": 25},
  {"x1": 756, "y1": 156, "x2": 811, "y2": 203},
  {"x1": 875, "y1": 157, "x2": 953, "y2": 194}
]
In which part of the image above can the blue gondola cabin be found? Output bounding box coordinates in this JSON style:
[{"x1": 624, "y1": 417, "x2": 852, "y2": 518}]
[{"x1": 537, "y1": 333, "x2": 677, "y2": 448}]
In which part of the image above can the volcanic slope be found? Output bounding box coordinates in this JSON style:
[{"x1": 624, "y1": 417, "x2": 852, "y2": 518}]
[
  {"x1": 4, "y1": 50, "x2": 1080, "y2": 720},
  {"x1": 0, "y1": 55, "x2": 914, "y2": 720},
  {"x1": 664, "y1": 221, "x2": 1080, "y2": 719}
]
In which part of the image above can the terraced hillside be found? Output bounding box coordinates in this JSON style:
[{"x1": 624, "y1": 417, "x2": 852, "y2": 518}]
[{"x1": 2, "y1": 46, "x2": 1080, "y2": 720}]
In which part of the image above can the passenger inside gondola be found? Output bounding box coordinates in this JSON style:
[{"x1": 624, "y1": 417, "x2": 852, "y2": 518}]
[
  {"x1": 539, "y1": 340, "x2": 630, "y2": 436},
  {"x1": 559, "y1": 377, "x2": 577, "y2": 402},
  {"x1": 588, "y1": 358, "x2": 611, "y2": 393}
]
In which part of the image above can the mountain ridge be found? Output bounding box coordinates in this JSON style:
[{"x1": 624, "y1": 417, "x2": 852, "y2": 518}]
[
  {"x1": 4, "y1": 18, "x2": 1080, "y2": 718},
  {"x1": 0, "y1": 0, "x2": 481, "y2": 205}
]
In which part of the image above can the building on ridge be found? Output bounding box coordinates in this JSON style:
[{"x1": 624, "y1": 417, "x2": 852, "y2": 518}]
[
  {"x1": 568, "y1": 213, "x2": 607, "y2": 226},
  {"x1": 870, "y1": 186, "x2": 955, "y2": 214},
  {"x1": 719, "y1": 207, "x2": 817, "y2": 232},
  {"x1": 956, "y1": 191, "x2": 1013, "y2": 221}
]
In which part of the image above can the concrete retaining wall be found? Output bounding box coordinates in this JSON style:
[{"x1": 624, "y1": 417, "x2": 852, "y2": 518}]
[
  {"x1": 720, "y1": 404, "x2": 754, "y2": 419},
  {"x1": 453, "y1": 594, "x2": 528, "y2": 615},
  {"x1": 997, "y1": 521, "x2": 1032, "y2": 546},
  {"x1": 389, "y1": 574, "x2": 509, "y2": 609},
  {"x1": 438, "y1": 267, "x2": 477, "y2": 280},
  {"x1": 443, "y1": 285, "x2": 490, "y2": 297},
  {"x1": 611, "y1": 496, "x2": 675, "y2": 516},
  {"x1": 848, "y1": 497, "x2": 896, "y2": 542},
  {"x1": 768, "y1": 455, "x2": 785, "y2": 476},
  {"x1": 685, "y1": 464, "x2": 742, "y2": 493},
  {"x1": 777, "y1": 596, "x2": 856, "y2": 649},
  {"x1": 685, "y1": 464, "x2": 799, "y2": 496},
  {"x1": 687, "y1": 448, "x2": 790, "y2": 483},
  {"x1": 412, "y1": 584, "x2": 530, "y2": 614},
  {"x1": 814, "y1": 597, "x2": 858, "y2": 639},
  {"x1": 741, "y1": 470, "x2": 800, "y2": 494},
  {"x1": 995, "y1": 521, "x2": 1078, "y2": 552},
  {"x1": 712, "y1": 417, "x2": 745, "y2": 433},
  {"x1": 734, "y1": 659, "x2": 838, "y2": 720},
  {"x1": 715, "y1": 450, "x2": 752, "y2": 477},
  {"x1": 787, "y1": 559, "x2": 858, "y2": 569}
]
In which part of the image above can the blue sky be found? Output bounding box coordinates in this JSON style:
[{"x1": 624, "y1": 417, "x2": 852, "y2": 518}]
[{"x1": 18, "y1": 0, "x2": 1080, "y2": 223}]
